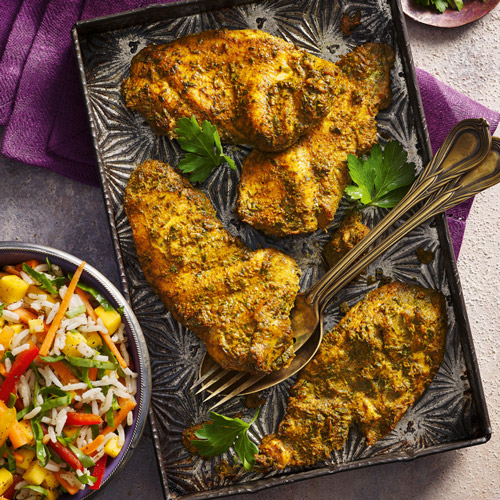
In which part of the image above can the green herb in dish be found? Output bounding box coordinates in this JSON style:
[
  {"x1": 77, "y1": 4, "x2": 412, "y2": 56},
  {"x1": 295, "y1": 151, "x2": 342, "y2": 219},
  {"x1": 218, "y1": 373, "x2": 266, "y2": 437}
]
[
  {"x1": 413, "y1": 0, "x2": 485, "y2": 13},
  {"x1": 175, "y1": 116, "x2": 236, "y2": 183},
  {"x1": 345, "y1": 140, "x2": 416, "y2": 208},
  {"x1": 22, "y1": 263, "x2": 65, "y2": 295},
  {"x1": 192, "y1": 410, "x2": 260, "y2": 471}
]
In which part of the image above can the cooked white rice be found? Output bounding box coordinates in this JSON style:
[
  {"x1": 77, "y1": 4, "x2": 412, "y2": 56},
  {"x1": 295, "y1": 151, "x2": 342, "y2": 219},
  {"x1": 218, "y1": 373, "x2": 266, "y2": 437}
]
[
  {"x1": 11, "y1": 343, "x2": 30, "y2": 356},
  {"x1": 7, "y1": 300, "x2": 23, "y2": 310},
  {"x1": 2, "y1": 309, "x2": 20, "y2": 322},
  {"x1": 46, "y1": 301, "x2": 60, "y2": 324}
]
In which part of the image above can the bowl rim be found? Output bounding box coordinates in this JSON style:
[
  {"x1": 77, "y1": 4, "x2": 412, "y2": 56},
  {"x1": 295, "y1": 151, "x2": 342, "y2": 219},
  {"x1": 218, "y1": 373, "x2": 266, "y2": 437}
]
[{"x1": 0, "y1": 241, "x2": 152, "y2": 500}]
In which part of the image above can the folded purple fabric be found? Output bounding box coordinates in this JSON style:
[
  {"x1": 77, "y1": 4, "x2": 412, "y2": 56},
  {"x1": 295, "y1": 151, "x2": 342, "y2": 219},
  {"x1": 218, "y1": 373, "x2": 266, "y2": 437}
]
[
  {"x1": 1, "y1": 1, "x2": 499, "y2": 257},
  {"x1": 416, "y1": 67, "x2": 500, "y2": 256},
  {"x1": 0, "y1": 0, "x2": 49, "y2": 123},
  {"x1": 0, "y1": 0, "x2": 22, "y2": 58}
]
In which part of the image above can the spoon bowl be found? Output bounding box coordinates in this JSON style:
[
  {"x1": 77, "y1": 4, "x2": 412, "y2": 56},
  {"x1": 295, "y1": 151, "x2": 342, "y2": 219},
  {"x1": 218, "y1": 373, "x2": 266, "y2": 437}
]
[{"x1": 196, "y1": 120, "x2": 497, "y2": 407}]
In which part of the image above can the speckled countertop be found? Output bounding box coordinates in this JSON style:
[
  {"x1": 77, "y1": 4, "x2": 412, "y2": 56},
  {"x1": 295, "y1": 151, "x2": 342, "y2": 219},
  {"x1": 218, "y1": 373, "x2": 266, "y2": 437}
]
[{"x1": 1, "y1": 6, "x2": 499, "y2": 500}]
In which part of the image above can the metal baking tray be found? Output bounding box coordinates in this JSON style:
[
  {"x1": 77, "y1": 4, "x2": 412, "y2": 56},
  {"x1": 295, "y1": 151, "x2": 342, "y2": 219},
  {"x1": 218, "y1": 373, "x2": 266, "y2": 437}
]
[{"x1": 72, "y1": 1, "x2": 491, "y2": 498}]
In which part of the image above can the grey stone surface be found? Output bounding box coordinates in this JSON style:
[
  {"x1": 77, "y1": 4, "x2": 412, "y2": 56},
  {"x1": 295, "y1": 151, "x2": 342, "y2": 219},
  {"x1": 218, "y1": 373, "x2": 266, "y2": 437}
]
[{"x1": 1, "y1": 7, "x2": 499, "y2": 500}]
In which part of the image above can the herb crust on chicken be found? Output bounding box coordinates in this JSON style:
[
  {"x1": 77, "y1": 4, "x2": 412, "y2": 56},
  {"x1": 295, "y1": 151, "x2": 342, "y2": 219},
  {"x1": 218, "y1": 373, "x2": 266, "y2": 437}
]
[
  {"x1": 256, "y1": 282, "x2": 447, "y2": 469},
  {"x1": 237, "y1": 42, "x2": 394, "y2": 237},
  {"x1": 124, "y1": 160, "x2": 301, "y2": 374},
  {"x1": 121, "y1": 29, "x2": 342, "y2": 152}
]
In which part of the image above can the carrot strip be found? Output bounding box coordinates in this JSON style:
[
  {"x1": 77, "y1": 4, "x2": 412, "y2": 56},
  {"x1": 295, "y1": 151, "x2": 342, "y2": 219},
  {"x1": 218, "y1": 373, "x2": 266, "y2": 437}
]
[
  {"x1": 4, "y1": 265, "x2": 21, "y2": 277},
  {"x1": 39, "y1": 261, "x2": 86, "y2": 356},
  {"x1": 15, "y1": 260, "x2": 39, "y2": 272},
  {"x1": 2, "y1": 449, "x2": 23, "y2": 464},
  {"x1": 88, "y1": 367, "x2": 98, "y2": 381},
  {"x1": 8, "y1": 420, "x2": 33, "y2": 449},
  {"x1": 79, "y1": 434, "x2": 105, "y2": 456},
  {"x1": 0, "y1": 363, "x2": 6, "y2": 377},
  {"x1": 75, "y1": 288, "x2": 129, "y2": 368},
  {"x1": 50, "y1": 361, "x2": 80, "y2": 386},
  {"x1": 54, "y1": 471, "x2": 80, "y2": 495},
  {"x1": 12, "y1": 308, "x2": 49, "y2": 331},
  {"x1": 75, "y1": 287, "x2": 97, "y2": 322},
  {"x1": 101, "y1": 398, "x2": 136, "y2": 435},
  {"x1": 99, "y1": 331, "x2": 128, "y2": 370}
]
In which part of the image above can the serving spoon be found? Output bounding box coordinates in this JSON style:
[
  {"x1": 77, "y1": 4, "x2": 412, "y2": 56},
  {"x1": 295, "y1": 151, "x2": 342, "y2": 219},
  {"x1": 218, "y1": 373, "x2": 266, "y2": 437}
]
[{"x1": 196, "y1": 119, "x2": 497, "y2": 408}]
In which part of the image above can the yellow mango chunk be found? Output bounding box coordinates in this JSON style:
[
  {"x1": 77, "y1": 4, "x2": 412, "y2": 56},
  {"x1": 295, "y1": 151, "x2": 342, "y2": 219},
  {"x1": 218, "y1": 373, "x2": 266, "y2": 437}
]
[
  {"x1": 23, "y1": 461, "x2": 49, "y2": 485},
  {"x1": 28, "y1": 318, "x2": 45, "y2": 334},
  {"x1": 63, "y1": 426, "x2": 80, "y2": 438},
  {"x1": 0, "y1": 275, "x2": 29, "y2": 304},
  {"x1": 45, "y1": 489, "x2": 61, "y2": 500},
  {"x1": 42, "y1": 472, "x2": 60, "y2": 489},
  {"x1": 84, "y1": 331, "x2": 103, "y2": 349},
  {"x1": 0, "y1": 468, "x2": 13, "y2": 495},
  {"x1": 104, "y1": 434, "x2": 122, "y2": 458},
  {"x1": 95, "y1": 306, "x2": 121, "y2": 335},
  {"x1": 27, "y1": 284, "x2": 57, "y2": 303},
  {"x1": 0, "y1": 326, "x2": 15, "y2": 350},
  {"x1": 16, "y1": 448, "x2": 36, "y2": 470},
  {"x1": 9, "y1": 419, "x2": 35, "y2": 449},
  {"x1": 10, "y1": 324, "x2": 24, "y2": 334},
  {"x1": 62, "y1": 331, "x2": 88, "y2": 358},
  {"x1": 0, "y1": 402, "x2": 16, "y2": 447}
]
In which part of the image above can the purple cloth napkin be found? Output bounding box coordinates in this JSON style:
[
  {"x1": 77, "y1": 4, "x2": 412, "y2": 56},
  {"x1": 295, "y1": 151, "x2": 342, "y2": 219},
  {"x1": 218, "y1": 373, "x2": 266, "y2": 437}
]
[
  {"x1": 416, "y1": 67, "x2": 500, "y2": 256},
  {"x1": 0, "y1": 2, "x2": 499, "y2": 256}
]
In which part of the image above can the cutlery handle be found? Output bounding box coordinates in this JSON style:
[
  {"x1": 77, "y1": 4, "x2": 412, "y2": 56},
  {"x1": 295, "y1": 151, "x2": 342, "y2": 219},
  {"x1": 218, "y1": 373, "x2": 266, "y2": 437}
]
[
  {"x1": 305, "y1": 118, "x2": 491, "y2": 306},
  {"x1": 318, "y1": 138, "x2": 500, "y2": 310}
]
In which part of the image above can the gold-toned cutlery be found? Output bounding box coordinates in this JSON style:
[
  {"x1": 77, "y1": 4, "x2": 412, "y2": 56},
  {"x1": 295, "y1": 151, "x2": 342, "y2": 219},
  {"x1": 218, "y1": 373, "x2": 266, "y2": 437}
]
[{"x1": 195, "y1": 119, "x2": 498, "y2": 408}]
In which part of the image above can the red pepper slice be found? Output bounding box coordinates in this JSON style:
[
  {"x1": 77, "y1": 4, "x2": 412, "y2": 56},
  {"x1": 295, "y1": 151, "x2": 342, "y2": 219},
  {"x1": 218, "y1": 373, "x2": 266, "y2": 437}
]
[
  {"x1": 47, "y1": 439, "x2": 84, "y2": 471},
  {"x1": 90, "y1": 454, "x2": 108, "y2": 490},
  {"x1": 0, "y1": 343, "x2": 39, "y2": 403},
  {"x1": 41, "y1": 424, "x2": 84, "y2": 471},
  {"x1": 66, "y1": 412, "x2": 103, "y2": 426}
]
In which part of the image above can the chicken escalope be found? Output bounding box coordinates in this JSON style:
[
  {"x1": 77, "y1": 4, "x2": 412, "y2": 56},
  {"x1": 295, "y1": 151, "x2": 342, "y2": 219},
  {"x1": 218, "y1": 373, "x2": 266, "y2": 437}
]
[
  {"x1": 237, "y1": 42, "x2": 394, "y2": 237},
  {"x1": 124, "y1": 160, "x2": 301, "y2": 374},
  {"x1": 121, "y1": 29, "x2": 342, "y2": 152},
  {"x1": 256, "y1": 282, "x2": 447, "y2": 469}
]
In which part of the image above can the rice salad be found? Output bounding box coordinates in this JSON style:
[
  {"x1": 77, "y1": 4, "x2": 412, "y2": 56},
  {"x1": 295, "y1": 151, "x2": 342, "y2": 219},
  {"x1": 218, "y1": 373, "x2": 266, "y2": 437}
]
[{"x1": 0, "y1": 259, "x2": 138, "y2": 499}]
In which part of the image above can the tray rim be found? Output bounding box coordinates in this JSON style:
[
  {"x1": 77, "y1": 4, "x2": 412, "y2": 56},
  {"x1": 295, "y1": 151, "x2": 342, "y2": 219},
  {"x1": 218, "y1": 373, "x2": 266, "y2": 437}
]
[{"x1": 71, "y1": 1, "x2": 492, "y2": 498}]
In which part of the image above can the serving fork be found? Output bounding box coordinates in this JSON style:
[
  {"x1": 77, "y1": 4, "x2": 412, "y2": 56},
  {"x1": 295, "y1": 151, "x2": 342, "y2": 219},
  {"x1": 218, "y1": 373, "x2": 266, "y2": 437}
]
[{"x1": 194, "y1": 118, "x2": 500, "y2": 409}]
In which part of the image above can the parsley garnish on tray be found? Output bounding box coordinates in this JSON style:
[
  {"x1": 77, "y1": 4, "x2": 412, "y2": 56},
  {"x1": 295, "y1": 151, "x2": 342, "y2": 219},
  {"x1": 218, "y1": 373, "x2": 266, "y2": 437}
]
[
  {"x1": 175, "y1": 116, "x2": 236, "y2": 183},
  {"x1": 345, "y1": 140, "x2": 415, "y2": 208},
  {"x1": 192, "y1": 410, "x2": 260, "y2": 471}
]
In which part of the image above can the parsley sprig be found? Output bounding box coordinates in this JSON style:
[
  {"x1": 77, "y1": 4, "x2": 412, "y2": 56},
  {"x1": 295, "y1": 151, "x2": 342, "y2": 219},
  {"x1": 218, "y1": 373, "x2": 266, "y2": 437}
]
[
  {"x1": 345, "y1": 140, "x2": 415, "y2": 208},
  {"x1": 192, "y1": 410, "x2": 260, "y2": 471},
  {"x1": 175, "y1": 116, "x2": 236, "y2": 183},
  {"x1": 413, "y1": 0, "x2": 485, "y2": 13}
]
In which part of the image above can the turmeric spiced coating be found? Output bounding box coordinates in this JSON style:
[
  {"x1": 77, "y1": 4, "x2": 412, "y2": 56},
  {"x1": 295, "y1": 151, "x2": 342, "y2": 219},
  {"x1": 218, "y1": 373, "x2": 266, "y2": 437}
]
[
  {"x1": 121, "y1": 29, "x2": 341, "y2": 152},
  {"x1": 323, "y1": 210, "x2": 370, "y2": 268},
  {"x1": 256, "y1": 282, "x2": 447, "y2": 469},
  {"x1": 237, "y1": 43, "x2": 394, "y2": 237},
  {"x1": 124, "y1": 160, "x2": 301, "y2": 374}
]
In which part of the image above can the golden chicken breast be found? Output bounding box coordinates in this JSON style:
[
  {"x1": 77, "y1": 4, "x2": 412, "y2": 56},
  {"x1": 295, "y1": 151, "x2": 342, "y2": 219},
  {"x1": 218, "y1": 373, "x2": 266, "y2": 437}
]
[
  {"x1": 124, "y1": 160, "x2": 301, "y2": 374},
  {"x1": 121, "y1": 29, "x2": 341, "y2": 152},
  {"x1": 256, "y1": 282, "x2": 447, "y2": 469},
  {"x1": 237, "y1": 43, "x2": 394, "y2": 237}
]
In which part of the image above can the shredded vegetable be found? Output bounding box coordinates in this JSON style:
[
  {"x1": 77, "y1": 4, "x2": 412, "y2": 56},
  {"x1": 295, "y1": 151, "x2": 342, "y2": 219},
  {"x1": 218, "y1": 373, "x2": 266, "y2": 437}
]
[{"x1": 0, "y1": 259, "x2": 138, "y2": 499}]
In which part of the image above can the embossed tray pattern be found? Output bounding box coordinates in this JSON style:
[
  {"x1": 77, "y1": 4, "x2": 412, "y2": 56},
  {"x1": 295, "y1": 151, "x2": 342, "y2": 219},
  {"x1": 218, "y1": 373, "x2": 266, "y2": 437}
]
[{"x1": 72, "y1": 1, "x2": 490, "y2": 498}]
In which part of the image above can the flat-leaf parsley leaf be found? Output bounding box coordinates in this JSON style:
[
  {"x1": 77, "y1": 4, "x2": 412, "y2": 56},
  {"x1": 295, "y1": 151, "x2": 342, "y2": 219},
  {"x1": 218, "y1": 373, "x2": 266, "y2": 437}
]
[
  {"x1": 345, "y1": 140, "x2": 415, "y2": 208},
  {"x1": 175, "y1": 116, "x2": 236, "y2": 183},
  {"x1": 192, "y1": 410, "x2": 260, "y2": 471}
]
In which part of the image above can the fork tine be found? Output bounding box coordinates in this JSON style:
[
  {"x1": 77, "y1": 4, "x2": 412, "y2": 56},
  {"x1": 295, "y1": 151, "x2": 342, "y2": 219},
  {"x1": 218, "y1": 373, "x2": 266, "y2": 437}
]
[
  {"x1": 192, "y1": 361, "x2": 222, "y2": 390},
  {"x1": 195, "y1": 367, "x2": 232, "y2": 395},
  {"x1": 208, "y1": 374, "x2": 265, "y2": 410},
  {"x1": 203, "y1": 371, "x2": 248, "y2": 403}
]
